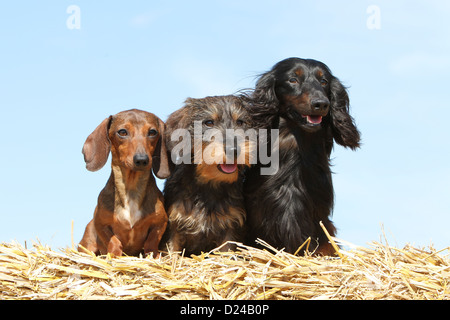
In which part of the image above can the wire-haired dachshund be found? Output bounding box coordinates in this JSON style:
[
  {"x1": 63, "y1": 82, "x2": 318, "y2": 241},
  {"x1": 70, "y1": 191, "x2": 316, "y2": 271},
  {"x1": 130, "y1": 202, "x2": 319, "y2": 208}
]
[
  {"x1": 78, "y1": 109, "x2": 170, "y2": 257},
  {"x1": 161, "y1": 95, "x2": 255, "y2": 255},
  {"x1": 244, "y1": 57, "x2": 361, "y2": 255}
]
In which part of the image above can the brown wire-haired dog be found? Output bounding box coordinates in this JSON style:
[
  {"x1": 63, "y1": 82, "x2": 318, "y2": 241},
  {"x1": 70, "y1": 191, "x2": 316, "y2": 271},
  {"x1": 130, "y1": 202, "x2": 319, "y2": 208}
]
[
  {"x1": 161, "y1": 95, "x2": 255, "y2": 255},
  {"x1": 78, "y1": 109, "x2": 170, "y2": 257},
  {"x1": 244, "y1": 58, "x2": 361, "y2": 255}
]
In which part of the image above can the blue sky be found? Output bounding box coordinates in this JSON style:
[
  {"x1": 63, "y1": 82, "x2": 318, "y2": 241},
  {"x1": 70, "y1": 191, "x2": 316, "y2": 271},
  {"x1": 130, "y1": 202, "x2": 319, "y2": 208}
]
[{"x1": 0, "y1": 1, "x2": 449, "y2": 251}]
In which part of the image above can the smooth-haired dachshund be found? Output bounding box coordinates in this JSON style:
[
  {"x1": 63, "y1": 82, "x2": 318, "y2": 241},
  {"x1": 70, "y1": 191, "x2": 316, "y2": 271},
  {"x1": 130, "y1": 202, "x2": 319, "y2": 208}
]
[
  {"x1": 244, "y1": 57, "x2": 361, "y2": 255},
  {"x1": 78, "y1": 109, "x2": 170, "y2": 257}
]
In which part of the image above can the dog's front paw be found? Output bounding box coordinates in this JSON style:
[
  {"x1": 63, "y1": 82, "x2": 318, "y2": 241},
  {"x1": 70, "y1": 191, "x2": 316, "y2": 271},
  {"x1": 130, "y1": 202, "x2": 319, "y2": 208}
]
[{"x1": 107, "y1": 236, "x2": 123, "y2": 257}]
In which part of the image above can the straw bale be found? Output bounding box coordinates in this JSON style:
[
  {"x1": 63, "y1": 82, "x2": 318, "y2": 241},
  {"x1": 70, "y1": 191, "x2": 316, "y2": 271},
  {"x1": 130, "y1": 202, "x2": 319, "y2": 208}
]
[{"x1": 0, "y1": 237, "x2": 448, "y2": 300}]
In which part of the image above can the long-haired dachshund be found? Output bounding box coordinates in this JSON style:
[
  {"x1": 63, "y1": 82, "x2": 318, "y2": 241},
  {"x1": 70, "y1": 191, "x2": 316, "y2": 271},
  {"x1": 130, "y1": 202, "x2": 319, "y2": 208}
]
[
  {"x1": 78, "y1": 109, "x2": 170, "y2": 257},
  {"x1": 244, "y1": 57, "x2": 361, "y2": 255},
  {"x1": 161, "y1": 95, "x2": 255, "y2": 255}
]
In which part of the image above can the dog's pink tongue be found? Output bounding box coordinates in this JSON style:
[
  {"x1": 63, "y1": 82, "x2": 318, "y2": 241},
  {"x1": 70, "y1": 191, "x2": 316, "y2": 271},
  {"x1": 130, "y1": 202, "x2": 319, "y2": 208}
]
[
  {"x1": 220, "y1": 163, "x2": 237, "y2": 173},
  {"x1": 307, "y1": 115, "x2": 322, "y2": 124}
]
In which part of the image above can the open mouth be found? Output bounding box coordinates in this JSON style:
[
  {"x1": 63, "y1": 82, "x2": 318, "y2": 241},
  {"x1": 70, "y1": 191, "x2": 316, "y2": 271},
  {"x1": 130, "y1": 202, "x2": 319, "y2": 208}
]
[
  {"x1": 217, "y1": 163, "x2": 238, "y2": 174},
  {"x1": 302, "y1": 115, "x2": 323, "y2": 125}
]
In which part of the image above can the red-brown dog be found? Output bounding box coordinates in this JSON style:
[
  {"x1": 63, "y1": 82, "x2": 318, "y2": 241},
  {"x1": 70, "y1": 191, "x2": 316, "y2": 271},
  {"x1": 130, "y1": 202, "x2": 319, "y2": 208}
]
[{"x1": 78, "y1": 109, "x2": 170, "y2": 257}]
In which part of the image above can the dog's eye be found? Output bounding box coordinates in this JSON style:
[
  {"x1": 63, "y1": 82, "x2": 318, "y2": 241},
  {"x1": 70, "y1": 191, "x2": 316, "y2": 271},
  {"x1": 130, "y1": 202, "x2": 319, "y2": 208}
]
[
  {"x1": 236, "y1": 119, "x2": 244, "y2": 126},
  {"x1": 117, "y1": 129, "x2": 128, "y2": 137},
  {"x1": 320, "y1": 79, "x2": 328, "y2": 86},
  {"x1": 204, "y1": 120, "x2": 214, "y2": 127},
  {"x1": 148, "y1": 129, "x2": 158, "y2": 137},
  {"x1": 289, "y1": 78, "x2": 298, "y2": 84}
]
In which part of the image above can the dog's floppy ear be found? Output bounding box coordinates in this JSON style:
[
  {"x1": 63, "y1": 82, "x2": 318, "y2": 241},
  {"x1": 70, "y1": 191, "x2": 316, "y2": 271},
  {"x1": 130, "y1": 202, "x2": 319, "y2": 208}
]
[
  {"x1": 152, "y1": 118, "x2": 171, "y2": 179},
  {"x1": 164, "y1": 100, "x2": 194, "y2": 153},
  {"x1": 248, "y1": 70, "x2": 280, "y2": 128},
  {"x1": 329, "y1": 78, "x2": 361, "y2": 150},
  {"x1": 82, "y1": 116, "x2": 112, "y2": 172},
  {"x1": 253, "y1": 70, "x2": 277, "y2": 106}
]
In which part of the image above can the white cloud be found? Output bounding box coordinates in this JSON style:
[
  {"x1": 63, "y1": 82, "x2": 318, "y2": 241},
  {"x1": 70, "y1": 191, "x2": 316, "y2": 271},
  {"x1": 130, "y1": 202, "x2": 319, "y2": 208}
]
[
  {"x1": 130, "y1": 12, "x2": 155, "y2": 27},
  {"x1": 170, "y1": 58, "x2": 244, "y2": 98},
  {"x1": 130, "y1": 9, "x2": 170, "y2": 28},
  {"x1": 390, "y1": 52, "x2": 450, "y2": 76}
]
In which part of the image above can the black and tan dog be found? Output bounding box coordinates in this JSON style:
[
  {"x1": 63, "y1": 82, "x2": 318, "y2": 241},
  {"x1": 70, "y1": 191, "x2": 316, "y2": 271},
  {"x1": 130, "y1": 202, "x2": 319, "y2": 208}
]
[
  {"x1": 245, "y1": 58, "x2": 361, "y2": 255},
  {"x1": 161, "y1": 95, "x2": 255, "y2": 255}
]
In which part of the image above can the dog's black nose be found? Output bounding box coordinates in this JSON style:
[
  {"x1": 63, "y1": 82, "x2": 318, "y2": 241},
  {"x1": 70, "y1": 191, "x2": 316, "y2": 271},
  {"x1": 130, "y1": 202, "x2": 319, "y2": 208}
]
[
  {"x1": 311, "y1": 99, "x2": 330, "y2": 112},
  {"x1": 226, "y1": 145, "x2": 241, "y2": 157},
  {"x1": 133, "y1": 154, "x2": 149, "y2": 167},
  {"x1": 225, "y1": 137, "x2": 241, "y2": 158}
]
